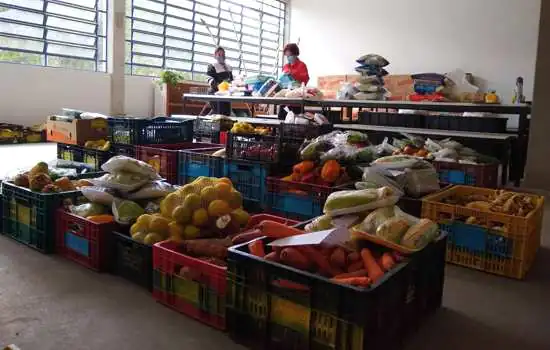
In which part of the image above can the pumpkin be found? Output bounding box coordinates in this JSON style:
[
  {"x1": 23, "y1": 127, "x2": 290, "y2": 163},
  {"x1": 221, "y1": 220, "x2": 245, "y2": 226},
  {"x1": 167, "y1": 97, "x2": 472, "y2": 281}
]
[{"x1": 321, "y1": 160, "x2": 341, "y2": 183}]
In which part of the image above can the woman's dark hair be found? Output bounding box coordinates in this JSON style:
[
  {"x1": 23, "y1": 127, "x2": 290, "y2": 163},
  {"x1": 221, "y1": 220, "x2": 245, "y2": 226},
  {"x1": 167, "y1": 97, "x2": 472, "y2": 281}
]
[
  {"x1": 215, "y1": 47, "x2": 225, "y2": 55},
  {"x1": 283, "y1": 43, "x2": 300, "y2": 56}
]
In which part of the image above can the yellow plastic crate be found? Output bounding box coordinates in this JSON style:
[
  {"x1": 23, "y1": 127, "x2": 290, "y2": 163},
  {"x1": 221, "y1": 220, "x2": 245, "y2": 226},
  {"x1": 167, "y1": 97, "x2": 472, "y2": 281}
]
[{"x1": 422, "y1": 185, "x2": 544, "y2": 279}]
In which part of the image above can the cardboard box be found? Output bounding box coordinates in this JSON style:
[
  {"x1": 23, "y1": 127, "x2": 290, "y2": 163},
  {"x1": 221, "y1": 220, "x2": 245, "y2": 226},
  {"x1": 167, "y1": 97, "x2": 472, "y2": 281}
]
[{"x1": 46, "y1": 116, "x2": 108, "y2": 145}]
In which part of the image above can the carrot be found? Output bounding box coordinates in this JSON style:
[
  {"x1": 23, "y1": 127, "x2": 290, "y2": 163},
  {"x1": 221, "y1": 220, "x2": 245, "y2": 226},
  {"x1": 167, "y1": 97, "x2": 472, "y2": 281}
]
[
  {"x1": 257, "y1": 220, "x2": 304, "y2": 238},
  {"x1": 248, "y1": 240, "x2": 266, "y2": 257},
  {"x1": 264, "y1": 251, "x2": 280, "y2": 262},
  {"x1": 86, "y1": 214, "x2": 114, "y2": 224},
  {"x1": 347, "y1": 260, "x2": 364, "y2": 273},
  {"x1": 347, "y1": 252, "x2": 360, "y2": 263},
  {"x1": 380, "y1": 252, "x2": 396, "y2": 271},
  {"x1": 232, "y1": 229, "x2": 263, "y2": 244},
  {"x1": 298, "y1": 246, "x2": 339, "y2": 277},
  {"x1": 183, "y1": 238, "x2": 231, "y2": 260},
  {"x1": 331, "y1": 277, "x2": 372, "y2": 287},
  {"x1": 361, "y1": 248, "x2": 384, "y2": 282},
  {"x1": 330, "y1": 247, "x2": 347, "y2": 268},
  {"x1": 333, "y1": 269, "x2": 368, "y2": 279},
  {"x1": 280, "y1": 248, "x2": 311, "y2": 270},
  {"x1": 273, "y1": 279, "x2": 310, "y2": 291}
]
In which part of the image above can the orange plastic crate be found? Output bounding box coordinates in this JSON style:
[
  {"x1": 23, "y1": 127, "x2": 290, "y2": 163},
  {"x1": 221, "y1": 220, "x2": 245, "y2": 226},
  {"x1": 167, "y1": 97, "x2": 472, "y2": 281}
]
[{"x1": 421, "y1": 185, "x2": 543, "y2": 279}]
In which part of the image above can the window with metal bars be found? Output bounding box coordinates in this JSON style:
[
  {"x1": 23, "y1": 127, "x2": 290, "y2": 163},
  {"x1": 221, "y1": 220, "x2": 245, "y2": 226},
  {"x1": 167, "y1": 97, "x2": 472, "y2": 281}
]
[
  {"x1": 126, "y1": 0, "x2": 286, "y2": 81},
  {"x1": 0, "y1": 0, "x2": 108, "y2": 72}
]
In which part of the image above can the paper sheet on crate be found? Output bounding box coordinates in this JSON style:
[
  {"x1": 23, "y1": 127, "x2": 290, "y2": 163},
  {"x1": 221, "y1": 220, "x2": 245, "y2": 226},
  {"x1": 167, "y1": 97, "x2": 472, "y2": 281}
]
[{"x1": 268, "y1": 227, "x2": 350, "y2": 247}]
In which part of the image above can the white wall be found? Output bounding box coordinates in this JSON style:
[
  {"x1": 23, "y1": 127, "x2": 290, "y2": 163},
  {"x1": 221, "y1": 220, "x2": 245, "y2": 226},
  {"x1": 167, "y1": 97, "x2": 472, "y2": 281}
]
[
  {"x1": 290, "y1": 0, "x2": 541, "y2": 103},
  {"x1": 0, "y1": 63, "x2": 161, "y2": 126}
]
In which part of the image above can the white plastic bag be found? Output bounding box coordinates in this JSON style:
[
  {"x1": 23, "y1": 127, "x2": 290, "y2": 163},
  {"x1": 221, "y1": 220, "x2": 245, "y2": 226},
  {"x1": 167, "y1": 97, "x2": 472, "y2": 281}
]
[
  {"x1": 405, "y1": 166, "x2": 440, "y2": 197},
  {"x1": 127, "y1": 181, "x2": 176, "y2": 200},
  {"x1": 80, "y1": 186, "x2": 118, "y2": 205},
  {"x1": 357, "y1": 167, "x2": 405, "y2": 197},
  {"x1": 101, "y1": 156, "x2": 161, "y2": 180},
  {"x1": 90, "y1": 172, "x2": 150, "y2": 192},
  {"x1": 323, "y1": 187, "x2": 400, "y2": 216},
  {"x1": 371, "y1": 155, "x2": 420, "y2": 170}
]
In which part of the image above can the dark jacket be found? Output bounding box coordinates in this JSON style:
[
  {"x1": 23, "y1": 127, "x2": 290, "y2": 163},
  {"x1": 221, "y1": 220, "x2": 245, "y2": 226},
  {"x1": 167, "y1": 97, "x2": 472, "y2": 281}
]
[{"x1": 207, "y1": 62, "x2": 233, "y2": 92}]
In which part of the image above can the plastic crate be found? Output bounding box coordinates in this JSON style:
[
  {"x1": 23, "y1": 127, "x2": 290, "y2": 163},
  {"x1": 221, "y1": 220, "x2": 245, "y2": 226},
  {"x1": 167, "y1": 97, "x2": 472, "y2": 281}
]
[
  {"x1": 135, "y1": 142, "x2": 220, "y2": 184},
  {"x1": 224, "y1": 160, "x2": 268, "y2": 204},
  {"x1": 194, "y1": 118, "x2": 235, "y2": 144},
  {"x1": 111, "y1": 143, "x2": 136, "y2": 158},
  {"x1": 421, "y1": 185, "x2": 544, "y2": 279},
  {"x1": 178, "y1": 147, "x2": 225, "y2": 185},
  {"x1": 0, "y1": 182, "x2": 84, "y2": 253},
  {"x1": 55, "y1": 209, "x2": 116, "y2": 271},
  {"x1": 113, "y1": 230, "x2": 153, "y2": 290},
  {"x1": 56, "y1": 143, "x2": 112, "y2": 170},
  {"x1": 425, "y1": 115, "x2": 507, "y2": 133},
  {"x1": 152, "y1": 214, "x2": 297, "y2": 331},
  {"x1": 108, "y1": 117, "x2": 193, "y2": 145},
  {"x1": 359, "y1": 111, "x2": 424, "y2": 128},
  {"x1": 433, "y1": 161, "x2": 499, "y2": 188},
  {"x1": 227, "y1": 133, "x2": 280, "y2": 163},
  {"x1": 266, "y1": 176, "x2": 348, "y2": 221},
  {"x1": 280, "y1": 124, "x2": 333, "y2": 164},
  {"x1": 227, "y1": 238, "x2": 414, "y2": 350}
]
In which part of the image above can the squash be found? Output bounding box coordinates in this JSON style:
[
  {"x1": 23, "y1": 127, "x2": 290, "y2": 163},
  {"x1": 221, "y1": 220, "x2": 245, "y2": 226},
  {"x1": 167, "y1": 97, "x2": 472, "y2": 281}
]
[
  {"x1": 321, "y1": 160, "x2": 341, "y2": 183},
  {"x1": 293, "y1": 161, "x2": 315, "y2": 175}
]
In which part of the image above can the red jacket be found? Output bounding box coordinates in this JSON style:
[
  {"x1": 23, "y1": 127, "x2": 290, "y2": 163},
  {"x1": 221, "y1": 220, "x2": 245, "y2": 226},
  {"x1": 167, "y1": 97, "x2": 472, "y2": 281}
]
[{"x1": 283, "y1": 59, "x2": 310, "y2": 85}]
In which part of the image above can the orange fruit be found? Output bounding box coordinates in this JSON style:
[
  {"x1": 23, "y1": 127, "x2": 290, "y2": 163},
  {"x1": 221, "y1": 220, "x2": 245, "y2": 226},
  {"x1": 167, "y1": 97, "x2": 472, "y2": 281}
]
[
  {"x1": 218, "y1": 177, "x2": 233, "y2": 187},
  {"x1": 208, "y1": 199, "x2": 232, "y2": 217},
  {"x1": 214, "y1": 182, "x2": 232, "y2": 200}
]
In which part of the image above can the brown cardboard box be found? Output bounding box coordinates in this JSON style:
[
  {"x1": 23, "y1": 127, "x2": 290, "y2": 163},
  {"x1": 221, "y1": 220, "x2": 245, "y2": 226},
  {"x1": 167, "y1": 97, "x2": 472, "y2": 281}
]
[
  {"x1": 317, "y1": 74, "x2": 415, "y2": 101},
  {"x1": 46, "y1": 116, "x2": 108, "y2": 145}
]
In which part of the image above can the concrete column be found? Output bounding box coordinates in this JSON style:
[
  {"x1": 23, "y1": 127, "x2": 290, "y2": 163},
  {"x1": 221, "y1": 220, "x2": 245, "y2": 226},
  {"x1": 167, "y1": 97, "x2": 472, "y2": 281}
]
[{"x1": 108, "y1": 0, "x2": 126, "y2": 116}]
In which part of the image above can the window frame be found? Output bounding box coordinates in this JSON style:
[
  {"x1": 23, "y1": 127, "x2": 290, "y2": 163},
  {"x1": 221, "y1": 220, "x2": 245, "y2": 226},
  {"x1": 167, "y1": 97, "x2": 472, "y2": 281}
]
[
  {"x1": 125, "y1": 0, "x2": 287, "y2": 80},
  {"x1": 0, "y1": 0, "x2": 108, "y2": 72}
]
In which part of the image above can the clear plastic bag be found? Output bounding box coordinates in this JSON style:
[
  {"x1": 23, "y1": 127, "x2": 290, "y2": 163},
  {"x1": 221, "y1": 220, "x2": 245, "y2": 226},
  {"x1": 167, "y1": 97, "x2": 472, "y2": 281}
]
[
  {"x1": 101, "y1": 156, "x2": 161, "y2": 180},
  {"x1": 323, "y1": 187, "x2": 400, "y2": 216},
  {"x1": 80, "y1": 186, "x2": 118, "y2": 205},
  {"x1": 405, "y1": 164, "x2": 440, "y2": 197},
  {"x1": 337, "y1": 82, "x2": 359, "y2": 100},
  {"x1": 112, "y1": 198, "x2": 145, "y2": 225},
  {"x1": 356, "y1": 54, "x2": 389, "y2": 67},
  {"x1": 356, "y1": 206, "x2": 396, "y2": 234},
  {"x1": 90, "y1": 172, "x2": 150, "y2": 192},
  {"x1": 70, "y1": 203, "x2": 106, "y2": 218},
  {"x1": 127, "y1": 181, "x2": 177, "y2": 200},
  {"x1": 371, "y1": 155, "x2": 420, "y2": 170},
  {"x1": 356, "y1": 167, "x2": 405, "y2": 197}
]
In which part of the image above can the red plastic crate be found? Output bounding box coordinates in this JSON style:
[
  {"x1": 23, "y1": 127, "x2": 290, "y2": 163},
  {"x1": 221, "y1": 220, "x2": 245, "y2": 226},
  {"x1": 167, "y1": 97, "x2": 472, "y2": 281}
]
[
  {"x1": 152, "y1": 214, "x2": 298, "y2": 330},
  {"x1": 55, "y1": 209, "x2": 116, "y2": 272},
  {"x1": 219, "y1": 131, "x2": 228, "y2": 146},
  {"x1": 135, "y1": 142, "x2": 220, "y2": 184}
]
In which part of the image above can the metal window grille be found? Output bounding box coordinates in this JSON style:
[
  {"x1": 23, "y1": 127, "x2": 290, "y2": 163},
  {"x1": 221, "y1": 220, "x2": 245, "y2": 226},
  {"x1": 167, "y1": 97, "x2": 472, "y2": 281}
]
[
  {"x1": 126, "y1": 0, "x2": 286, "y2": 80},
  {"x1": 0, "y1": 0, "x2": 108, "y2": 72}
]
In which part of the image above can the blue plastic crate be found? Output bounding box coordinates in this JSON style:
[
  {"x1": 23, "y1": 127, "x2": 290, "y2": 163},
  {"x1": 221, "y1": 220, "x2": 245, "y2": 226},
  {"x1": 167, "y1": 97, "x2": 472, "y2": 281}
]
[
  {"x1": 438, "y1": 169, "x2": 476, "y2": 186},
  {"x1": 267, "y1": 192, "x2": 323, "y2": 221},
  {"x1": 441, "y1": 221, "x2": 513, "y2": 258},
  {"x1": 178, "y1": 148, "x2": 224, "y2": 185},
  {"x1": 224, "y1": 160, "x2": 267, "y2": 203}
]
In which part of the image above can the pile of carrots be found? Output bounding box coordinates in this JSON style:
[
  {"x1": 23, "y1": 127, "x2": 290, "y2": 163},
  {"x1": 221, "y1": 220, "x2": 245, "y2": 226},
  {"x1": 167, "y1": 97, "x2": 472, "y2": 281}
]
[{"x1": 237, "y1": 220, "x2": 402, "y2": 288}]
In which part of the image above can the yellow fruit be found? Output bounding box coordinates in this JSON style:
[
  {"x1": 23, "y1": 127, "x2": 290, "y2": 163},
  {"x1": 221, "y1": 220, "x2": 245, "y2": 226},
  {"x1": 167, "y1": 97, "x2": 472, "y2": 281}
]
[
  {"x1": 168, "y1": 221, "x2": 185, "y2": 240},
  {"x1": 136, "y1": 214, "x2": 153, "y2": 229},
  {"x1": 183, "y1": 225, "x2": 200, "y2": 239},
  {"x1": 132, "y1": 231, "x2": 147, "y2": 243},
  {"x1": 200, "y1": 186, "x2": 218, "y2": 206},
  {"x1": 182, "y1": 193, "x2": 201, "y2": 211},
  {"x1": 215, "y1": 182, "x2": 233, "y2": 201},
  {"x1": 160, "y1": 193, "x2": 182, "y2": 218},
  {"x1": 179, "y1": 184, "x2": 196, "y2": 196},
  {"x1": 227, "y1": 191, "x2": 243, "y2": 209},
  {"x1": 172, "y1": 205, "x2": 192, "y2": 224},
  {"x1": 130, "y1": 222, "x2": 148, "y2": 236},
  {"x1": 192, "y1": 208, "x2": 209, "y2": 227},
  {"x1": 149, "y1": 215, "x2": 170, "y2": 236},
  {"x1": 231, "y1": 208, "x2": 250, "y2": 226},
  {"x1": 218, "y1": 177, "x2": 233, "y2": 187},
  {"x1": 144, "y1": 232, "x2": 163, "y2": 245},
  {"x1": 208, "y1": 199, "x2": 231, "y2": 217}
]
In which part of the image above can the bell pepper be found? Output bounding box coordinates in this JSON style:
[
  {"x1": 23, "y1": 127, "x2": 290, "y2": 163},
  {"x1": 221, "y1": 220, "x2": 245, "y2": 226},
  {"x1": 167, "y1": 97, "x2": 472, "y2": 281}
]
[{"x1": 293, "y1": 161, "x2": 315, "y2": 175}]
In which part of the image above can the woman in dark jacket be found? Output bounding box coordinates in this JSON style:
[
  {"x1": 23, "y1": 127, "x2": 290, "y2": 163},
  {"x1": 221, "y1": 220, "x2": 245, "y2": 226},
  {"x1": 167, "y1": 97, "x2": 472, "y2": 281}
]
[{"x1": 206, "y1": 47, "x2": 233, "y2": 116}]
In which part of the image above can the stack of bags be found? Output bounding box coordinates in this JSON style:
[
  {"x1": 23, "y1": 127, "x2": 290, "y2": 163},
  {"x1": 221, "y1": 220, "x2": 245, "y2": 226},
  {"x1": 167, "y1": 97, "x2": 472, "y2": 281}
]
[
  {"x1": 409, "y1": 73, "x2": 446, "y2": 102},
  {"x1": 354, "y1": 54, "x2": 389, "y2": 100}
]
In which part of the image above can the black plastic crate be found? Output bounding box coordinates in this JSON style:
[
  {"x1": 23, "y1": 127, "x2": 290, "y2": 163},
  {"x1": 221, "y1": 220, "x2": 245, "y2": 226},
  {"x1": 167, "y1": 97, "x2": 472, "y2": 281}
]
[
  {"x1": 281, "y1": 123, "x2": 333, "y2": 141},
  {"x1": 108, "y1": 117, "x2": 193, "y2": 145},
  {"x1": 226, "y1": 238, "x2": 412, "y2": 350},
  {"x1": 425, "y1": 115, "x2": 507, "y2": 133},
  {"x1": 56, "y1": 143, "x2": 112, "y2": 170},
  {"x1": 194, "y1": 117, "x2": 235, "y2": 143},
  {"x1": 112, "y1": 230, "x2": 153, "y2": 290},
  {"x1": 360, "y1": 111, "x2": 424, "y2": 128},
  {"x1": 111, "y1": 143, "x2": 136, "y2": 158},
  {"x1": 1, "y1": 182, "x2": 84, "y2": 253},
  {"x1": 227, "y1": 133, "x2": 281, "y2": 163}
]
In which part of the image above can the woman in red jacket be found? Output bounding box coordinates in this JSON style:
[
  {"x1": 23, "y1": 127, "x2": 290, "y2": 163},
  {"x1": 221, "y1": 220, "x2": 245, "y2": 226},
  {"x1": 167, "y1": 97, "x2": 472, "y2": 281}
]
[
  {"x1": 282, "y1": 43, "x2": 309, "y2": 85},
  {"x1": 278, "y1": 43, "x2": 310, "y2": 119}
]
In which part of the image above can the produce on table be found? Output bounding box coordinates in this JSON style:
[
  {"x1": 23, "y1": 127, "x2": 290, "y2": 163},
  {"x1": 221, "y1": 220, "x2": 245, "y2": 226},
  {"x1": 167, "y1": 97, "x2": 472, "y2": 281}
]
[
  {"x1": 230, "y1": 121, "x2": 272, "y2": 135},
  {"x1": 84, "y1": 139, "x2": 111, "y2": 151},
  {"x1": 131, "y1": 177, "x2": 250, "y2": 246},
  {"x1": 439, "y1": 189, "x2": 537, "y2": 218}
]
